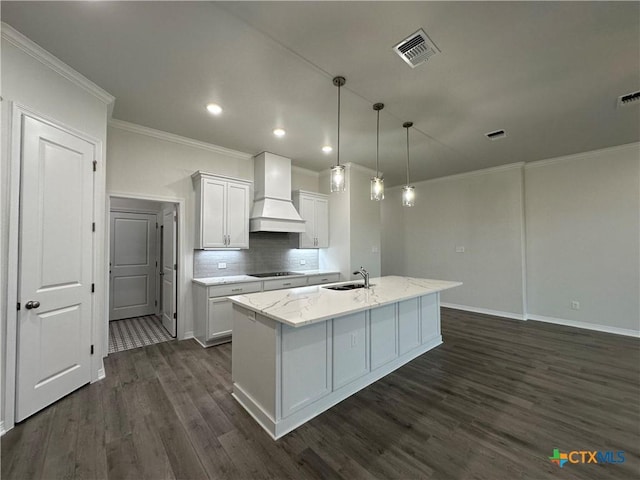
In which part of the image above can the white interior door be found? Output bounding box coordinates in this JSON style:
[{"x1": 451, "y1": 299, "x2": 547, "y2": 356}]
[
  {"x1": 16, "y1": 115, "x2": 94, "y2": 422},
  {"x1": 161, "y1": 207, "x2": 177, "y2": 337},
  {"x1": 109, "y1": 212, "x2": 157, "y2": 321}
]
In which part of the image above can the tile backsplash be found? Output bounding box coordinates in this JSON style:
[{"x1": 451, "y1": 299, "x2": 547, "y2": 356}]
[{"x1": 193, "y1": 232, "x2": 319, "y2": 278}]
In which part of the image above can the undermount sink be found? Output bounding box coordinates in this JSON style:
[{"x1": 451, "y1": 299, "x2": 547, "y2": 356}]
[{"x1": 323, "y1": 283, "x2": 367, "y2": 291}]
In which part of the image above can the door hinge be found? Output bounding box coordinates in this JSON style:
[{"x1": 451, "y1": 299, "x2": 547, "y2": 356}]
[
  {"x1": 156, "y1": 222, "x2": 158, "y2": 229},
  {"x1": 90, "y1": 345, "x2": 94, "y2": 355},
  {"x1": 155, "y1": 300, "x2": 158, "y2": 306},
  {"x1": 173, "y1": 312, "x2": 177, "y2": 319},
  {"x1": 174, "y1": 263, "x2": 177, "y2": 270},
  {"x1": 92, "y1": 222, "x2": 96, "y2": 232},
  {"x1": 92, "y1": 160, "x2": 97, "y2": 172},
  {"x1": 91, "y1": 283, "x2": 95, "y2": 293},
  {"x1": 155, "y1": 261, "x2": 158, "y2": 268},
  {"x1": 17, "y1": 302, "x2": 20, "y2": 311}
]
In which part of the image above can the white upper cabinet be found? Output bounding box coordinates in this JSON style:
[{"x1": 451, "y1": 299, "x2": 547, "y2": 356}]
[
  {"x1": 292, "y1": 190, "x2": 329, "y2": 249},
  {"x1": 192, "y1": 171, "x2": 252, "y2": 249}
]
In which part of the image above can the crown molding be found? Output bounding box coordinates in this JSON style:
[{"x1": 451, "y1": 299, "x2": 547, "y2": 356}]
[
  {"x1": 411, "y1": 162, "x2": 524, "y2": 187},
  {"x1": 291, "y1": 165, "x2": 320, "y2": 177},
  {"x1": 108, "y1": 119, "x2": 253, "y2": 160},
  {"x1": 525, "y1": 142, "x2": 640, "y2": 170},
  {"x1": 1, "y1": 22, "x2": 115, "y2": 105}
]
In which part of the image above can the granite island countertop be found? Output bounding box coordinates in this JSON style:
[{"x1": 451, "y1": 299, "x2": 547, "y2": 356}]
[{"x1": 228, "y1": 275, "x2": 462, "y2": 327}]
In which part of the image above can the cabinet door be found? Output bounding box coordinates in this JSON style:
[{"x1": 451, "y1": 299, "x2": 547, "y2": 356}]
[
  {"x1": 398, "y1": 298, "x2": 420, "y2": 355},
  {"x1": 208, "y1": 297, "x2": 233, "y2": 339},
  {"x1": 226, "y1": 182, "x2": 250, "y2": 248},
  {"x1": 202, "y1": 179, "x2": 226, "y2": 248},
  {"x1": 314, "y1": 198, "x2": 329, "y2": 248},
  {"x1": 298, "y1": 195, "x2": 316, "y2": 248}
]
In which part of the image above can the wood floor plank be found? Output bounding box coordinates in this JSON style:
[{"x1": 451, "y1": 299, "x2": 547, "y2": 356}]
[{"x1": 3, "y1": 308, "x2": 638, "y2": 479}]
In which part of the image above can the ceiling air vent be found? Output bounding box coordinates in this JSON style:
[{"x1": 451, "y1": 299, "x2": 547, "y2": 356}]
[
  {"x1": 617, "y1": 90, "x2": 640, "y2": 107},
  {"x1": 393, "y1": 29, "x2": 440, "y2": 68},
  {"x1": 485, "y1": 129, "x2": 506, "y2": 141}
]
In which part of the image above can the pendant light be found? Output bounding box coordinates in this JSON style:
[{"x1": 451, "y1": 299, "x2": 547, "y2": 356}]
[
  {"x1": 402, "y1": 121, "x2": 415, "y2": 207},
  {"x1": 330, "y1": 76, "x2": 346, "y2": 192},
  {"x1": 371, "y1": 103, "x2": 384, "y2": 201}
]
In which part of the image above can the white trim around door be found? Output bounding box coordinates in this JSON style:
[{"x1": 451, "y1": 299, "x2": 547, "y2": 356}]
[{"x1": 105, "y1": 193, "x2": 186, "y2": 353}]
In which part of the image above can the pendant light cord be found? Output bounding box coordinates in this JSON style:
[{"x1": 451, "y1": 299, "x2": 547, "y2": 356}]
[
  {"x1": 337, "y1": 83, "x2": 341, "y2": 167},
  {"x1": 376, "y1": 109, "x2": 380, "y2": 177},
  {"x1": 406, "y1": 126, "x2": 410, "y2": 185}
]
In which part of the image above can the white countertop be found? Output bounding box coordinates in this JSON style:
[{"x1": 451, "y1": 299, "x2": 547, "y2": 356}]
[
  {"x1": 228, "y1": 276, "x2": 462, "y2": 327},
  {"x1": 192, "y1": 270, "x2": 339, "y2": 286}
]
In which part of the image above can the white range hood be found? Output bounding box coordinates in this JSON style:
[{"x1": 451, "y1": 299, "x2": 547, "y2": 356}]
[{"x1": 250, "y1": 152, "x2": 306, "y2": 233}]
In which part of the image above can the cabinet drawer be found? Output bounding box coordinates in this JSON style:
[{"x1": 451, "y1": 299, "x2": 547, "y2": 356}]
[
  {"x1": 306, "y1": 273, "x2": 340, "y2": 286},
  {"x1": 208, "y1": 281, "x2": 262, "y2": 298},
  {"x1": 263, "y1": 277, "x2": 308, "y2": 291}
]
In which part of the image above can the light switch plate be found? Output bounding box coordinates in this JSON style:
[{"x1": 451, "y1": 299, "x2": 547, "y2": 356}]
[
  {"x1": 218, "y1": 262, "x2": 227, "y2": 269},
  {"x1": 455, "y1": 246, "x2": 465, "y2": 253},
  {"x1": 300, "y1": 259, "x2": 306, "y2": 265}
]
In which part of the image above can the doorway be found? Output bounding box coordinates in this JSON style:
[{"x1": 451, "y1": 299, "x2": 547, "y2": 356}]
[{"x1": 108, "y1": 197, "x2": 178, "y2": 353}]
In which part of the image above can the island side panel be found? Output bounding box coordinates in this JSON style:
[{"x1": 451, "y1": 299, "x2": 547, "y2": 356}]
[
  {"x1": 398, "y1": 297, "x2": 421, "y2": 354},
  {"x1": 232, "y1": 305, "x2": 278, "y2": 422},
  {"x1": 420, "y1": 293, "x2": 441, "y2": 343},
  {"x1": 281, "y1": 320, "x2": 332, "y2": 418}
]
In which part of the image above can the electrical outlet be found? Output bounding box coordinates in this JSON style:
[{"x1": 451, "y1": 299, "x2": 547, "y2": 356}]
[
  {"x1": 218, "y1": 262, "x2": 227, "y2": 269},
  {"x1": 300, "y1": 259, "x2": 306, "y2": 265},
  {"x1": 455, "y1": 246, "x2": 465, "y2": 253},
  {"x1": 571, "y1": 300, "x2": 580, "y2": 310},
  {"x1": 371, "y1": 246, "x2": 379, "y2": 254}
]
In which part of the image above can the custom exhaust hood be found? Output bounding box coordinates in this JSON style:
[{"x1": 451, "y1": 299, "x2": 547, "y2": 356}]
[{"x1": 250, "y1": 152, "x2": 306, "y2": 233}]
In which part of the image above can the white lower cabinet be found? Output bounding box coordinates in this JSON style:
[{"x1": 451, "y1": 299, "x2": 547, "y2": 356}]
[
  {"x1": 207, "y1": 298, "x2": 233, "y2": 339},
  {"x1": 370, "y1": 304, "x2": 398, "y2": 370},
  {"x1": 398, "y1": 298, "x2": 420, "y2": 355},
  {"x1": 193, "y1": 273, "x2": 340, "y2": 347}
]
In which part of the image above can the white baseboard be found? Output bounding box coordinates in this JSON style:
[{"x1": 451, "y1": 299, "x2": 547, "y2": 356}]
[
  {"x1": 527, "y1": 314, "x2": 640, "y2": 338},
  {"x1": 0, "y1": 421, "x2": 5, "y2": 436},
  {"x1": 441, "y1": 303, "x2": 526, "y2": 321},
  {"x1": 182, "y1": 330, "x2": 194, "y2": 340},
  {"x1": 97, "y1": 367, "x2": 106, "y2": 380}
]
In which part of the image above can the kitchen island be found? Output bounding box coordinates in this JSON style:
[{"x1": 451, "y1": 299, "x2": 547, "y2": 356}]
[{"x1": 229, "y1": 275, "x2": 462, "y2": 439}]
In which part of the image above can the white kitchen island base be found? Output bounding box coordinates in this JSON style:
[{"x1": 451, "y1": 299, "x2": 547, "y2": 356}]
[{"x1": 231, "y1": 290, "x2": 446, "y2": 440}]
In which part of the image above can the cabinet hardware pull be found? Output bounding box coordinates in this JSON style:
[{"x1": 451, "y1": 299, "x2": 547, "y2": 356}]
[
  {"x1": 232, "y1": 288, "x2": 242, "y2": 292},
  {"x1": 283, "y1": 282, "x2": 292, "y2": 286}
]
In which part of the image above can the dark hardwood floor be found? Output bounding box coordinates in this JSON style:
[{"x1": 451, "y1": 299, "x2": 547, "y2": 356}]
[{"x1": 2, "y1": 308, "x2": 639, "y2": 479}]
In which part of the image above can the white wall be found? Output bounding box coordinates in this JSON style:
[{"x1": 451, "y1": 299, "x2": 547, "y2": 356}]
[
  {"x1": 349, "y1": 165, "x2": 381, "y2": 278},
  {"x1": 319, "y1": 164, "x2": 381, "y2": 281},
  {"x1": 382, "y1": 143, "x2": 640, "y2": 335},
  {"x1": 383, "y1": 164, "x2": 526, "y2": 317},
  {"x1": 1, "y1": 28, "x2": 111, "y2": 430},
  {"x1": 525, "y1": 143, "x2": 640, "y2": 333}
]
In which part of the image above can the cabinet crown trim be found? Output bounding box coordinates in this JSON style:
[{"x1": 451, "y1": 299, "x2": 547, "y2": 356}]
[
  {"x1": 293, "y1": 190, "x2": 328, "y2": 199},
  {"x1": 192, "y1": 171, "x2": 253, "y2": 186}
]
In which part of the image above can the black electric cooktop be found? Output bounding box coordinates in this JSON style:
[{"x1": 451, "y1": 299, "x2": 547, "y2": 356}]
[{"x1": 249, "y1": 271, "x2": 299, "y2": 278}]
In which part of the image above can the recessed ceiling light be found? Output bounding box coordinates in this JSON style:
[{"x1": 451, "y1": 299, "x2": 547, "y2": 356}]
[
  {"x1": 322, "y1": 145, "x2": 333, "y2": 154},
  {"x1": 206, "y1": 103, "x2": 223, "y2": 115},
  {"x1": 273, "y1": 128, "x2": 286, "y2": 137}
]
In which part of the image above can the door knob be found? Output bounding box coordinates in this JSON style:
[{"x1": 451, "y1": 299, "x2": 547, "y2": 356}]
[{"x1": 25, "y1": 301, "x2": 40, "y2": 310}]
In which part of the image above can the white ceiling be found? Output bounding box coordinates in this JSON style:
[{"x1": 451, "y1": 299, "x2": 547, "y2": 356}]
[{"x1": 2, "y1": 1, "x2": 639, "y2": 186}]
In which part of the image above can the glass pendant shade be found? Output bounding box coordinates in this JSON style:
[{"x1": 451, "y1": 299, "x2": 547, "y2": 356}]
[
  {"x1": 402, "y1": 185, "x2": 415, "y2": 207},
  {"x1": 370, "y1": 176, "x2": 384, "y2": 200},
  {"x1": 330, "y1": 165, "x2": 346, "y2": 192}
]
